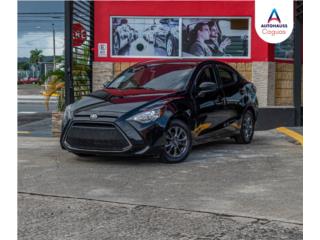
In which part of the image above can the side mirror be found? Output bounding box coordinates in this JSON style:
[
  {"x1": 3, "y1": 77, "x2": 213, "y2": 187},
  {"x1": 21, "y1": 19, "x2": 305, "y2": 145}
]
[{"x1": 197, "y1": 82, "x2": 218, "y2": 97}]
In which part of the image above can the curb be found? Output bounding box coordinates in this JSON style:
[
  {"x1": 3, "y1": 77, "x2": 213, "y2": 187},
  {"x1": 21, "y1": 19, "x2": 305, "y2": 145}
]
[{"x1": 276, "y1": 127, "x2": 303, "y2": 145}]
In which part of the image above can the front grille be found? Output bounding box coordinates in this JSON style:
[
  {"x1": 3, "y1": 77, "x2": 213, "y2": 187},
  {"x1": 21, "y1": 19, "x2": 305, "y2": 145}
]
[{"x1": 65, "y1": 122, "x2": 130, "y2": 152}]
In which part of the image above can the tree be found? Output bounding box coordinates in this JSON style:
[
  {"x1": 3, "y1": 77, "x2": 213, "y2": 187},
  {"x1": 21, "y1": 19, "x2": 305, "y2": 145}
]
[
  {"x1": 18, "y1": 62, "x2": 30, "y2": 71},
  {"x1": 29, "y1": 49, "x2": 44, "y2": 64}
]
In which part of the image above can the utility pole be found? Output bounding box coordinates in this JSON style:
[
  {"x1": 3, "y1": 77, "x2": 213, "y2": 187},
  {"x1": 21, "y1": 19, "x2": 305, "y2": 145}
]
[
  {"x1": 52, "y1": 23, "x2": 56, "y2": 70},
  {"x1": 293, "y1": 1, "x2": 303, "y2": 126}
]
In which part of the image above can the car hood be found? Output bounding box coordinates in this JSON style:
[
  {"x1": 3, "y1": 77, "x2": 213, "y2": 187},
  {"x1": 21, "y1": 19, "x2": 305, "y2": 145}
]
[{"x1": 73, "y1": 88, "x2": 177, "y2": 117}]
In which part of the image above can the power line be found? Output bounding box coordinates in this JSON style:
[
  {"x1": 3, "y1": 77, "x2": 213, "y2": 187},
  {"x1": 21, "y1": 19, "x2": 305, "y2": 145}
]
[
  {"x1": 18, "y1": 47, "x2": 64, "y2": 49},
  {"x1": 18, "y1": 19, "x2": 64, "y2": 22},
  {"x1": 18, "y1": 12, "x2": 64, "y2": 15}
]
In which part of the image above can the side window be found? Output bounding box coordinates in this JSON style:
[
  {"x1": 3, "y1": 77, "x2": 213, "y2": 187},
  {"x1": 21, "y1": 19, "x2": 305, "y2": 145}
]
[
  {"x1": 217, "y1": 66, "x2": 237, "y2": 87},
  {"x1": 196, "y1": 67, "x2": 216, "y2": 88}
]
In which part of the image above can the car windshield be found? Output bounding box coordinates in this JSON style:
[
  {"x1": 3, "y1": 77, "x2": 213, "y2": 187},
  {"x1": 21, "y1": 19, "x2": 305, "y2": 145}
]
[{"x1": 107, "y1": 64, "x2": 195, "y2": 91}]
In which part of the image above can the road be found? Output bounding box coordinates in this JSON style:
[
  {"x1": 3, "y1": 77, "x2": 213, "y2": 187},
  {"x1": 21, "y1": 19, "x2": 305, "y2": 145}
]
[
  {"x1": 18, "y1": 130, "x2": 303, "y2": 239},
  {"x1": 18, "y1": 97, "x2": 57, "y2": 113},
  {"x1": 18, "y1": 93, "x2": 57, "y2": 137}
]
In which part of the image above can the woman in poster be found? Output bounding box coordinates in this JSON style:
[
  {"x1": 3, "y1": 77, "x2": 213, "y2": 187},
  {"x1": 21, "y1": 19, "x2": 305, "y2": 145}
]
[{"x1": 206, "y1": 20, "x2": 232, "y2": 56}]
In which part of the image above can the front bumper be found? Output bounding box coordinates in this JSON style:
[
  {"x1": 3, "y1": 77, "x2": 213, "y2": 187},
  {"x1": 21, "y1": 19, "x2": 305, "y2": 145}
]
[{"x1": 60, "y1": 117, "x2": 166, "y2": 156}]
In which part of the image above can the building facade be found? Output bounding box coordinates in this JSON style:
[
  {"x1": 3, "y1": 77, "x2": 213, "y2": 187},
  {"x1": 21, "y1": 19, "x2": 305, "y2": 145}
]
[{"x1": 92, "y1": 0, "x2": 298, "y2": 110}]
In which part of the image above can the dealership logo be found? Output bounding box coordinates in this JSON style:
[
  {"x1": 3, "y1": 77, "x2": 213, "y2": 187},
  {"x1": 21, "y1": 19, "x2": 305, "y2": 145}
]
[
  {"x1": 255, "y1": 0, "x2": 293, "y2": 43},
  {"x1": 260, "y1": 9, "x2": 287, "y2": 33},
  {"x1": 268, "y1": 8, "x2": 281, "y2": 23}
]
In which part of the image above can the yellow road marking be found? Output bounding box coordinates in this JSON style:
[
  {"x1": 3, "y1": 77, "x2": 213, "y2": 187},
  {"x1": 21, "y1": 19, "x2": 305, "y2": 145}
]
[
  {"x1": 18, "y1": 131, "x2": 31, "y2": 134},
  {"x1": 193, "y1": 123, "x2": 212, "y2": 136},
  {"x1": 276, "y1": 127, "x2": 303, "y2": 145}
]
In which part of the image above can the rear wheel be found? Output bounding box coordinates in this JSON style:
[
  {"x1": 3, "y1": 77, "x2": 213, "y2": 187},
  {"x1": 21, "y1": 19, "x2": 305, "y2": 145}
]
[
  {"x1": 160, "y1": 120, "x2": 192, "y2": 163},
  {"x1": 234, "y1": 110, "x2": 255, "y2": 144}
]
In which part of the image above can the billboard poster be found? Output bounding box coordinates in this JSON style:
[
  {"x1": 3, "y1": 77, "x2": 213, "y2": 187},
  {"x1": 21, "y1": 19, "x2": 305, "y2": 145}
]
[
  {"x1": 182, "y1": 18, "x2": 250, "y2": 57},
  {"x1": 111, "y1": 17, "x2": 180, "y2": 57}
]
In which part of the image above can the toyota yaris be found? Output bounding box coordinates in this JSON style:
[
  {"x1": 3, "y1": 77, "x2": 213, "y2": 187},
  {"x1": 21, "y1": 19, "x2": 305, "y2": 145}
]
[{"x1": 60, "y1": 60, "x2": 258, "y2": 163}]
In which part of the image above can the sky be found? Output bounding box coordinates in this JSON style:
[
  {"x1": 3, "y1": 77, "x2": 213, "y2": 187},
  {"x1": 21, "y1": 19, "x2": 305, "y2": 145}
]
[{"x1": 18, "y1": 0, "x2": 64, "y2": 58}]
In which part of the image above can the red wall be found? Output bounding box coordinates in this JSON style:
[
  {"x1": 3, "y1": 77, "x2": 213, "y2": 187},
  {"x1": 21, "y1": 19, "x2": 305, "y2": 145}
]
[{"x1": 94, "y1": 0, "x2": 274, "y2": 63}]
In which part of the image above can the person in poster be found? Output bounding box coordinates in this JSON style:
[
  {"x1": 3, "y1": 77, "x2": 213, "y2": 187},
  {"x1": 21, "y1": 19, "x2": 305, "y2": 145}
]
[
  {"x1": 206, "y1": 20, "x2": 232, "y2": 56},
  {"x1": 189, "y1": 22, "x2": 212, "y2": 56},
  {"x1": 182, "y1": 18, "x2": 248, "y2": 57}
]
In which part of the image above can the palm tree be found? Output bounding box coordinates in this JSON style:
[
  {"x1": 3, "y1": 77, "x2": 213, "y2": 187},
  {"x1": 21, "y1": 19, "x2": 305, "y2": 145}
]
[
  {"x1": 29, "y1": 49, "x2": 44, "y2": 64},
  {"x1": 43, "y1": 69, "x2": 65, "y2": 111}
]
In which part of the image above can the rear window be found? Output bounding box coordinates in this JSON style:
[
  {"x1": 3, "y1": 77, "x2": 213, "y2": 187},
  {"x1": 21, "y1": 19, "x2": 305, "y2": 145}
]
[{"x1": 217, "y1": 65, "x2": 237, "y2": 87}]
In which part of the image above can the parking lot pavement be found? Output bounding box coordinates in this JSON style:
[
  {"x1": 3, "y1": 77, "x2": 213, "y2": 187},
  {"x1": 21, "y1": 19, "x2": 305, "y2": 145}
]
[
  {"x1": 18, "y1": 129, "x2": 302, "y2": 239},
  {"x1": 19, "y1": 193, "x2": 302, "y2": 240}
]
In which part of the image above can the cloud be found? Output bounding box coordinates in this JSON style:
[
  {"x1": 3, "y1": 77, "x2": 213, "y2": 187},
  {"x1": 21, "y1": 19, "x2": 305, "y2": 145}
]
[{"x1": 18, "y1": 31, "x2": 64, "y2": 58}]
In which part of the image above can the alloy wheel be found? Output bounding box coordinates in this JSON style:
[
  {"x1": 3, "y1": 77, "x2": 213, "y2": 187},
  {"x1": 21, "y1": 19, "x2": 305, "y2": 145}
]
[
  {"x1": 243, "y1": 113, "x2": 254, "y2": 141},
  {"x1": 166, "y1": 38, "x2": 173, "y2": 56},
  {"x1": 164, "y1": 126, "x2": 189, "y2": 158}
]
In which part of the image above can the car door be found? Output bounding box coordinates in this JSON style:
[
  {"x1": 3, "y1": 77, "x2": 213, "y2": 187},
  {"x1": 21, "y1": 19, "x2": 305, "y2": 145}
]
[
  {"x1": 214, "y1": 64, "x2": 242, "y2": 130},
  {"x1": 192, "y1": 64, "x2": 227, "y2": 139}
]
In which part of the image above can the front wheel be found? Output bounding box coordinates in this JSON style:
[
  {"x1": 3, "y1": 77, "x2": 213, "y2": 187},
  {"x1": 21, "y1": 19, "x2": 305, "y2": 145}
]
[
  {"x1": 160, "y1": 120, "x2": 192, "y2": 163},
  {"x1": 234, "y1": 110, "x2": 255, "y2": 144}
]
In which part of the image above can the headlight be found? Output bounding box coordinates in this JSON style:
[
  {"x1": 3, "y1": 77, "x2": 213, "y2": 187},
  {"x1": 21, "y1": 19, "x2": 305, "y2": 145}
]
[{"x1": 129, "y1": 108, "x2": 163, "y2": 124}]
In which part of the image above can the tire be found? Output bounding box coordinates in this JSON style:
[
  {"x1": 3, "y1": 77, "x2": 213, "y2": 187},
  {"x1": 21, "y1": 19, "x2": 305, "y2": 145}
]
[
  {"x1": 166, "y1": 35, "x2": 174, "y2": 56},
  {"x1": 234, "y1": 110, "x2": 255, "y2": 144},
  {"x1": 113, "y1": 34, "x2": 120, "y2": 55},
  {"x1": 154, "y1": 35, "x2": 158, "y2": 47},
  {"x1": 160, "y1": 119, "x2": 192, "y2": 163}
]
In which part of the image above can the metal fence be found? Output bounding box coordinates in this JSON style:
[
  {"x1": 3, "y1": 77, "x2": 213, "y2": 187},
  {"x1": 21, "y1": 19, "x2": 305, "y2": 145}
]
[{"x1": 65, "y1": 0, "x2": 94, "y2": 105}]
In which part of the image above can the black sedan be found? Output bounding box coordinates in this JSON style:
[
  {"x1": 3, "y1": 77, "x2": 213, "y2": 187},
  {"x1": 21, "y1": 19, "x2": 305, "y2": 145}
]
[{"x1": 60, "y1": 60, "x2": 258, "y2": 163}]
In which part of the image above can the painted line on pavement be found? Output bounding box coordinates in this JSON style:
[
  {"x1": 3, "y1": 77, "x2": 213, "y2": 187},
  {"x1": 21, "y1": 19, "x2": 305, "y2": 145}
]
[
  {"x1": 276, "y1": 127, "x2": 303, "y2": 145},
  {"x1": 19, "y1": 95, "x2": 58, "y2": 99},
  {"x1": 18, "y1": 131, "x2": 31, "y2": 134},
  {"x1": 18, "y1": 112, "x2": 37, "y2": 114}
]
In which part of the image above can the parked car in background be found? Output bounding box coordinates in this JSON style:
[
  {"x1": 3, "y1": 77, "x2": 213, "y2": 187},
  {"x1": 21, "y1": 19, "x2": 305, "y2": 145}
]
[
  {"x1": 112, "y1": 18, "x2": 137, "y2": 55},
  {"x1": 154, "y1": 18, "x2": 179, "y2": 56},
  {"x1": 18, "y1": 77, "x2": 40, "y2": 85},
  {"x1": 61, "y1": 59, "x2": 258, "y2": 163}
]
